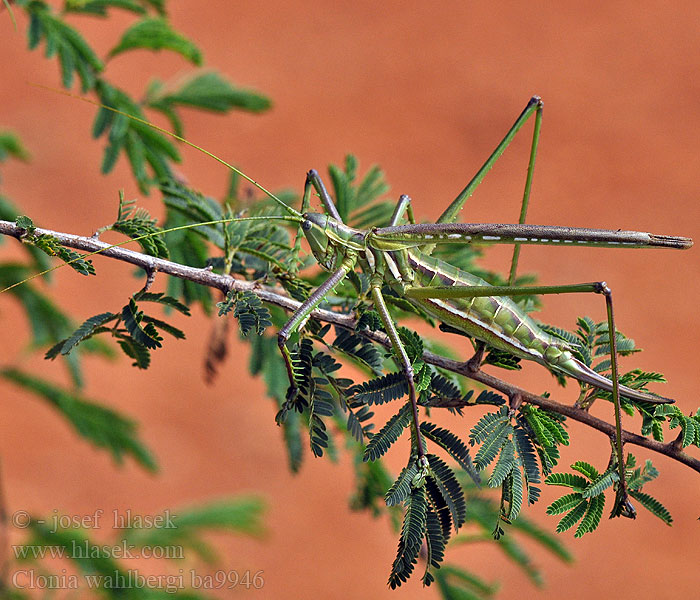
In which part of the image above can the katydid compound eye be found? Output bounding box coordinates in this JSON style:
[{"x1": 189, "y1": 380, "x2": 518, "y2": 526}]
[{"x1": 302, "y1": 220, "x2": 312, "y2": 231}]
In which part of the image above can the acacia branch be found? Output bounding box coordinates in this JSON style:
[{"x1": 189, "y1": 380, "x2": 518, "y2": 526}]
[{"x1": 1, "y1": 219, "x2": 698, "y2": 474}]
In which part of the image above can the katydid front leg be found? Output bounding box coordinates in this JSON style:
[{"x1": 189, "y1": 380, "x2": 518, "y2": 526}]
[
  {"x1": 277, "y1": 260, "x2": 354, "y2": 401},
  {"x1": 509, "y1": 98, "x2": 543, "y2": 284},
  {"x1": 306, "y1": 169, "x2": 344, "y2": 223}
]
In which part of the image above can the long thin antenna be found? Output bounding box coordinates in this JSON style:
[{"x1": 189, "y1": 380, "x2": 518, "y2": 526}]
[{"x1": 31, "y1": 83, "x2": 304, "y2": 218}]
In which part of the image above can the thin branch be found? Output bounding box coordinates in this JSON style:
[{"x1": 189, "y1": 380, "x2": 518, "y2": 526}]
[{"x1": 1, "y1": 219, "x2": 698, "y2": 475}]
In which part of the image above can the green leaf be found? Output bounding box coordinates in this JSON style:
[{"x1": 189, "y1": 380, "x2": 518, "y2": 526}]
[
  {"x1": 575, "y1": 494, "x2": 605, "y2": 537},
  {"x1": 134, "y1": 290, "x2": 191, "y2": 315},
  {"x1": 626, "y1": 457, "x2": 660, "y2": 491},
  {"x1": 63, "y1": 0, "x2": 149, "y2": 16},
  {"x1": 15, "y1": 215, "x2": 35, "y2": 233},
  {"x1": 513, "y1": 426, "x2": 541, "y2": 487},
  {"x1": 397, "y1": 327, "x2": 424, "y2": 364},
  {"x1": 474, "y1": 421, "x2": 512, "y2": 471},
  {"x1": 0, "y1": 131, "x2": 30, "y2": 162},
  {"x1": 115, "y1": 334, "x2": 151, "y2": 369},
  {"x1": 570, "y1": 460, "x2": 599, "y2": 481},
  {"x1": 385, "y1": 461, "x2": 419, "y2": 507},
  {"x1": 363, "y1": 403, "x2": 412, "y2": 462},
  {"x1": 508, "y1": 515, "x2": 573, "y2": 563},
  {"x1": 112, "y1": 196, "x2": 169, "y2": 258},
  {"x1": 326, "y1": 155, "x2": 392, "y2": 225},
  {"x1": 1, "y1": 368, "x2": 156, "y2": 471},
  {"x1": 219, "y1": 291, "x2": 272, "y2": 336},
  {"x1": 0, "y1": 264, "x2": 73, "y2": 348},
  {"x1": 427, "y1": 454, "x2": 466, "y2": 529},
  {"x1": 469, "y1": 407, "x2": 509, "y2": 446},
  {"x1": 332, "y1": 328, "x2": 383, "y2": 375},
  {"x1": 420, "y1": 422, "x2": 479, "y2": 483},
  {"x1": 141, "y1": 315, "x2": 186, "y2": 339},
  {"x1": 422, "y1": 508, "x2": 447, "y2": 586},
  {"x1": 388, "y1": 487, "x2": 427, "y2": 589},
  {"x1": 555, "y1": 500, "x2": 588, "y2": 533},
  {"x1": 48, "y1": 311, "x2": 117, "y2": 356},
  {"x1": 628, "y1": 490, "x2": 673, "y2": 525},
  {"x1": 483, "y1": 348, "x2": 522, "y2": 371},
  {"x1": 25, "y1": 3, "x2": 103, "y2": 91},
  {"x1": 94, "y1": 82, "x2": 180, "y2": 191},
  {"x1": 123, "y1": 496, "x2": 265, "y2": 563},
  {"x1": 121, "y1": 298, "x2": 163, "y2": 349},
  {"x1": 582, "y1": 469, "x2": 618, "y2": 498},
  {"x1": 109, "y1": 17, "x2": 202, "y2": 64},
  {"x1": 147, "y1": 71, "x2": 271, "y2": 116},
  {"x1": 545, "y1": 472, "x2": 589, "y2": 491},
  {"x1": 308, "y1": 390, "x2": 333, "y2": 458},
  {"x1": 546, "y1": 493, "x2": 584, "y2": 516},
  {"x1": 507, "y1": 468, "x2": 524, "y2": 521},
  {"x1": 349, "y1": 371, "x2": 408, "y2": 405},
  {"x1": 33, "y1": 234, "x2": 96, "y2": 276},
  {"x1": 433, "y1": 564, "x2": 498, "y2": 599},
  {"x1": 488, "y1": 438, "x2": 515, "y2": 488}
]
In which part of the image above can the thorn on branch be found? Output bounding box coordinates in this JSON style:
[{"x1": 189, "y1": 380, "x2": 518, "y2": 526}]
[
  {"x1": 466, "y1": 341, "x2": 485, "y2": 374},
  {"x1": 508, "y1": 392, "x2": 523, "y2": 414},
  {"x1": 141, "y1": 262, "x2": 157, "y2": 292},
  {"x1": 671, "y1": 429, "x2": 685, "y2": 452}
]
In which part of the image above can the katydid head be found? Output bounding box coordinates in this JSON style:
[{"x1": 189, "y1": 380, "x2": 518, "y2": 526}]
[{"x1": 301, "y1": 212, "x2": 366, "y2": 271}]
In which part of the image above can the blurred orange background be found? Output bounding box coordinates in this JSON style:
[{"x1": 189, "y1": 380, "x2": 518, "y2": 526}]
[{"x1": 1, "y1": 1, "x2": 698, "y2": 598}]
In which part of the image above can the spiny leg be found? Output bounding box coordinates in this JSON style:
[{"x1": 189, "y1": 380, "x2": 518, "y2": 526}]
[
  {"x1": 600, "y1": 284, "x2": 635, "y2": 518},
  {"x1": 509, "y1": 100, "x2": 543, "y2": 285},
  {"x1": 436, "y1": 96, "x2": 544, "y2": 226},
  {"x1": 307, "y1": 169, "x2": 343, "y2": 223},
  {"x1": 370, "y1": 279, "x2": 426, "y2": 461},
  {"x1": 277, "y1": 262, "x2": 353, "y2": 401},
  {"x1": 404, "y1": 280, "x2": 635, "y2": 515}
]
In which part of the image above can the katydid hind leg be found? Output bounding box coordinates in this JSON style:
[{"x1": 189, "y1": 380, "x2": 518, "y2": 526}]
[
  {"x1": 599, "y1": 283, "x2": 635, "y2": 519},
  {"x1": 437, "y1": 96, "x2": 543, "y2": 226},
  {"x1": 403, "y1": 281, "x2": 672, "y2": 404},
  {"x1": 509, "y1": 99, "x2": 543, "y2": 284},
  {"x1": 406, "y1": 278, "x2": 652, "y2": 513}
]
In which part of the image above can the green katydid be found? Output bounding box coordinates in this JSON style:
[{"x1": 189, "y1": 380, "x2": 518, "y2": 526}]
[
  {"x1": 257, "y1": 96, "x2": 690, "y2": 513},
  {"x1": 1, "y1": 94, "x2": 692, "y2": 513}
]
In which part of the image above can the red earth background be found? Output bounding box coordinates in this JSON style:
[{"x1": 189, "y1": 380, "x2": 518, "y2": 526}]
[{"x1": 1, "y1": 2, "x2": 698, "y2": 598}]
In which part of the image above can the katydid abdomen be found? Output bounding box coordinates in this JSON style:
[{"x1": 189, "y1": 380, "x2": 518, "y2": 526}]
[{"x1": 402, "y1": 250, "x2": 669, "y2": 404}]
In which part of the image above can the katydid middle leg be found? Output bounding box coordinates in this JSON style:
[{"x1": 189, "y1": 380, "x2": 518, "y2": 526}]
[
  {"x1": 370, "y1": 276, "x2": 426, "y2": 461},
  {"x1": 404, "y1": 280, "x2": 639, "y2": 516}
]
